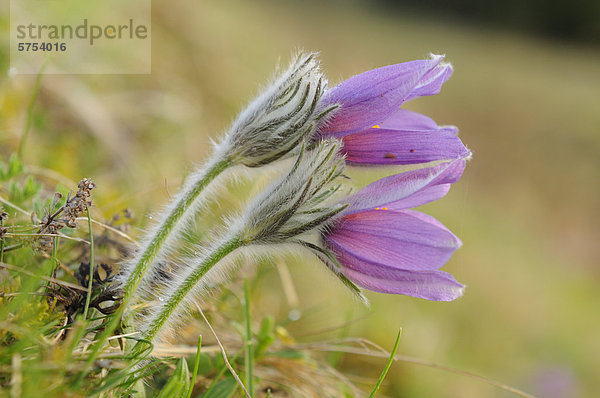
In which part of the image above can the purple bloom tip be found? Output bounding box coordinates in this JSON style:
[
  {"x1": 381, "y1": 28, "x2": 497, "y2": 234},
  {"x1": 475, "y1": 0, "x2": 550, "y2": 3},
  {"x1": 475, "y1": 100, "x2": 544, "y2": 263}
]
[
  {"x1": 323, "y1": 203, "x2": 465, "y2": 301},
  {"x1": 346, "y1": 158, "x2": 467, "y2": 214},
  {"x1": 342, "y1": 124, "x2": 469, "y2": 166},
  {"x1": 340, "y1": 108, "x2": 470, "y2": 166},
  {"x1": 320, "y1": 54, "x2": 452, "y2": 137}
]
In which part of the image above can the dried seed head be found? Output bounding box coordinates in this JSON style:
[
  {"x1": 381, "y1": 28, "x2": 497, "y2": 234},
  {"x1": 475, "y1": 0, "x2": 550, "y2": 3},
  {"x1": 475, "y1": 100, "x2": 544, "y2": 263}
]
[
  {"x1": 36, "y1": 178, "x2": 96, "y2": 252},
  {"x1": 221, "y1": 53, "x2": 334, "y2": 167},
  {"x1": 52, "y1": 193, "x2": 63, "y2": 208}
]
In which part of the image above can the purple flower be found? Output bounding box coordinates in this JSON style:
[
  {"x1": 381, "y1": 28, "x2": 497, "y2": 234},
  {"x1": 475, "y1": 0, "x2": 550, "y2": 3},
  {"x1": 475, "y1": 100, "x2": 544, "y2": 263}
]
[
  {"x1": 319, "y1": 55, "x2": 469, "y2": 165},
  {"x1": 322, "y1": 160, "x2": 466, "y2": 301}
]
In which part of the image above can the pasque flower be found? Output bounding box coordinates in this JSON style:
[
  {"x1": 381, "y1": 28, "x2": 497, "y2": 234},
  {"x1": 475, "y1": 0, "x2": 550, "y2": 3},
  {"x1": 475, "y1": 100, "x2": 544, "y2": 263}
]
[
  {"x1": 321, "y1": 159, "x2": 467, "y2": 301},
  {"x1": 96, "y1": 52, "x2": 472, "y2": 370},
  {"x1": 319, "y1": 54, "x2": 469, "y2": 165}
]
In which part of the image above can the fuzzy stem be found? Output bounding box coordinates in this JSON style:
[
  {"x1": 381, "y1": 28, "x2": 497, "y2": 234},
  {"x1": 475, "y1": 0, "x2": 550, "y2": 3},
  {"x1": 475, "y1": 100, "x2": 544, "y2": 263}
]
[
  {"x1": 136, "y1": 236, "x2": 242, "y2": 347},
  {"x1": 121, "y1": 156, "x2": 232, "y2": 304},
  {"x1": 76, "y1": 156, "x2": 232, "y2": 386}
]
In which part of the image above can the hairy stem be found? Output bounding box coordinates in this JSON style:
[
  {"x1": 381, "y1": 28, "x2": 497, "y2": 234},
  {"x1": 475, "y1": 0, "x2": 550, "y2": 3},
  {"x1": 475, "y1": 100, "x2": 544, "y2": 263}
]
[
  {"x1": 76, "y1": 156, "x2": 232, "y2": 386},
  {"x1": 122, "y1": 156, "x2": 232, "y2": 304},
  {"x1": 136, "y1": 236, "x2": 242, "y2": 347}
]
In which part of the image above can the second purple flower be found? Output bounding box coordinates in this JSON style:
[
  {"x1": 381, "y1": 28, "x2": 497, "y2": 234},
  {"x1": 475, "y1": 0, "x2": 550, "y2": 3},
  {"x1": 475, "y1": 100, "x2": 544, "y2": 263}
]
[
  {"x1": 322, "y1": 160, "x2": 467, "y2": 301},
  {"x1": 318, "y1": 54, "x2": 469, "y2": 166}
]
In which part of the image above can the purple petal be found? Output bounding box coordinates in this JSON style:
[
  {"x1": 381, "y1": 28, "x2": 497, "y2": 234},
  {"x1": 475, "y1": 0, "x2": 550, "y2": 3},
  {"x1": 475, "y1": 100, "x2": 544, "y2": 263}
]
[
  {"x1": 320, "y1": 55, "x2": 446, "y2": 137},
  {"x1": 342, "y1": 127, "x2": 469, "y2": 166},
  {"x1": 346, "y1": 159, "x2": 466, "y2": 213},
  {"x1": 379, "y1": 108, "x2": 458, "y2": 134},
  {"x1": 404, "y1": 60, "x2": 453, "y2": 102},
  {"x1": 326, "y1": 209, "x2": 465, "y2": 300},
  {"x1": 342, "y1": 266, "x2": 464, "y2": 301},
  {"x1": 326, "y1": 209, "x2": 461, "y2": 271}
]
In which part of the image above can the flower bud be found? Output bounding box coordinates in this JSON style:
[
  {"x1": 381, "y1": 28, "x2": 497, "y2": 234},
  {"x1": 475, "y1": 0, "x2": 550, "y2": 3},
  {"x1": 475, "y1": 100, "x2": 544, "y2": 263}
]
[
  {"x1": 221, "y1": 53, "x2": 332, "y2": 167},
  {"x1": 238, "y1": 139, "x2": 347, "y2": 243}
]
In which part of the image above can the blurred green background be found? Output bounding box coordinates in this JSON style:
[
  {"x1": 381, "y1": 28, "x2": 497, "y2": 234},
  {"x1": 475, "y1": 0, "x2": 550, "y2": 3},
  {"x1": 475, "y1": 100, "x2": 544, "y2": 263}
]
[{"x1": 1, "y1": 0, "x2": 599, "y2": 396}]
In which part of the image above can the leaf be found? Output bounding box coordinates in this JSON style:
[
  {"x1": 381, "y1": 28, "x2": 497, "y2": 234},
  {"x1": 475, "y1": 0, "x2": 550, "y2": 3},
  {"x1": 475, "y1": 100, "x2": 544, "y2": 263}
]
[
  {"x1": 156, "y1": 357, "x2": 190, "y2": 398},
  {"x1": 255, "y1": 316, "x2": 275, "y2": 358},
  {"x1": 202, "y1": 376, "x2": 237, "y2": 398},
  {"x1": 7, "y1": 153, "x2": 24, "y2": 179},
  {"x1": 131, "y1": 379, "x2": 147, "y2": 398},
  {"x1": 195, "y1": 353, "x2": 214, "y2": 376},
  {"x1": 22, "y1": 176, "x2": 42, "y2": 200}
]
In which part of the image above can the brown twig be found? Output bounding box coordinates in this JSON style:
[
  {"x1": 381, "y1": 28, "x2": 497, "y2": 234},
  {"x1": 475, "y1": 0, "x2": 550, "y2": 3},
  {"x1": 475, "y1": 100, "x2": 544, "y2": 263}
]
[{"x1": 193, "y1": 302, "x2": 252, "y2": 398}]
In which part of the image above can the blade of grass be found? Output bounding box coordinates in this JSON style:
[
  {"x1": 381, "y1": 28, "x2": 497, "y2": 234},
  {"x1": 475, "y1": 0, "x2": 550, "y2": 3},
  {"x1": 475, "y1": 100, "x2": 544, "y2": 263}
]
[
  {"x1": 18, "y1": 63, "x2": 45, "y2": 159},
  {"x1": 86, "y1": 338, "x2": 156, "y2": 395},
  {"x1": 243, "y1": 279, "x2": 253, "y2": 397},
  {"x1": 0, "y1": 261, "x2": 87, "y2": 291},
  {"x1": 300, "y1": 342, "x2": 537, "y2": 398},
  {"x1": 187, "y1": 335, "x2": 203, "y2": 398},
  {"x1": 82, "y1": 206, "x2": 94, "y2": 319},
  {"x1": 65, "y1": 319, "x2": 90, "y2": 362},
  {"x1": 45, "y1": 236, "x2": 59, "y2": 292},
  {"x1": 0, "y1": 215, "x2": 5, "y2": 263},
  {"x1": 328, "y1": 309, "x2": 353, "y2": 367},
  {"x1": 51, "y1": 236, "x2": 58, "y2": 274},
  {"x1": 369, "y1": 329, "x2": 402, "y2": 398},
  {"x1": 94, "y1": 359, "x2": 164, "y2": 396}
]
